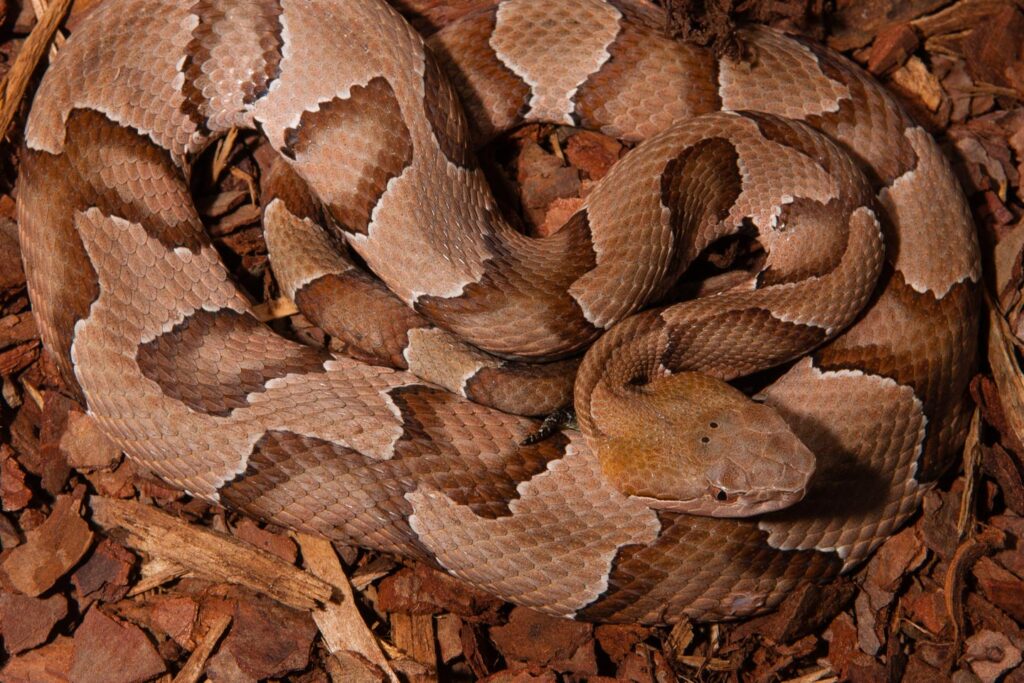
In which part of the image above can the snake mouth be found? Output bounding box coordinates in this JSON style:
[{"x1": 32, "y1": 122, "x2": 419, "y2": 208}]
[
  {"x1": 703, "y1": 485, "x2": 808, "y2": 518},
  {"x1": 630, "y1": 484, "x2": 807, "y2": 518}
]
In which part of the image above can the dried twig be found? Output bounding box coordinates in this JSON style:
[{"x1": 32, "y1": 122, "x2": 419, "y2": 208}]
[
  {"x1": 944, "y1": 527, "x2": 1003, "y2": 656},
  {"x1": 987, "y1": 296, "x2": 1024, "y2": 449},
  {"x1": 29, "y1": 0, "x2": 67, "y2": 59},
  {"x1": 210, "y1": 127, "x2": 239, "y2": 184},
  {"x1": 90, "y1": 497, "x2": 335, "y2": 611},
  {"x1": 127, "y1": 557, "x2": 190, "y2": 597},
  {"x1": 252, "y1": 297, "x2": 300, "y2": 322},
  {"x1": 0, "y1": 0, "x2": 72, "y2": 142},
  {"x1": 957, "y1": 407, "x2": 982, "y2": 540},
  {"x1": 171, "y1": 611, "x2": 232, "y2": 683},
  {"x1": 296, "y1": 533, "x2": 400, "y2": 683}
]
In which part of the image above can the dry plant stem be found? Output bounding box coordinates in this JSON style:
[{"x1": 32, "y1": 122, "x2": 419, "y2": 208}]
[
  {"x1": 29, "y1": 0, "x2": 66, "y2": 59},
  {"x1": 252, "y1": 296, "x2": 300, "y2": 322},
  {"x1": 779, "y1": 669, "x2": 838, "y2": 683},
  {"x1": 127, "y1": 557, "x2": 189, "y2": 597},
  {"x1": 90, "y1": 497, "x2": 335, "y2": 611},
  {"x1": 675, "y1": 654, "x2": 734, "y2": 672},
  {"x1": 296, "y1": 533, "x2": 400, "y2": 683},
  {"x1": 229, "y1": 166, "x2": 259, "y2": 205},
  {"x1": 958, "y1": 407, "x2": 982, "y2": 540},
  {"x1": 944, "y1": 526, "x2": 1003, "y2": 657},
  {"x1": 0, "y1": 0, "x2": 72, "y2": 141},
  {"x1": 171, "y1": 611, "x2": 232, "y2": 683},
  {"x1": 987, "y1": 296, "x2": 1024, "y2": 449},
  {"x1": 19, "y1": 377, "x2": 44, "y2": 408},
  {"x1": 211, "y1": 127, "x2": 239, "y2": 184}
]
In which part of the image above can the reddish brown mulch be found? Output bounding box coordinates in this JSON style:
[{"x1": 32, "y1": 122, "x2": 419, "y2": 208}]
[{"x1": 1, "y1": 0, "x2": 1023, "y2": 681}]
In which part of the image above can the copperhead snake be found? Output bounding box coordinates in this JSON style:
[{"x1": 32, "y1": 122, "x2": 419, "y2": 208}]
[{"x1": 17, "y1": 0, "x2": 981, "y2": 623}]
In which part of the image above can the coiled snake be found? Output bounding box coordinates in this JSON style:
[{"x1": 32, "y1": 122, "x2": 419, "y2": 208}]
[{"x1": 18, "y1": 0, "x2": 980, "y2": 622}]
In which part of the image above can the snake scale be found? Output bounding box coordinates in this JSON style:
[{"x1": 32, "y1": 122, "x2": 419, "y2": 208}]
[{"x1": 18, "y1": 0, "x2": 980, "y2": 623}]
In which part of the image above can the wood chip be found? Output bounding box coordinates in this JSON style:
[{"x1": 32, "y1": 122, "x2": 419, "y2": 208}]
[
  {"x1": 296, "y1": 533, "x2": 399, "y2": 683},
  {"x1": 115, "y1": 593, "x2": 200, "y2": 651},
  {"x1": 988, "y1": 299, "x2": 1024, "y2": 452},
  {"x1": 376, "y1": 563, "x2": 503, "y2": 619},
  {"x1": 231, "y1": 517, "x2": 297, "y2": 563},
  {"x1": 0, "y1": 591, "x2": 67, "y2": 654},
  {"x1": 71, "y1": 537, "x2": 135, "y2": 604},
  {"x1": 973, "y1": 555, "x2": 1024, "y2": 623},
  {"x1": 128, "y1": 557, "x2": 189, "y2": 597},
  {"x1": 59, "y1": 410, "x2": 122, "y2": 471},
  {"x1": 490, "y1": 607, "x2": 596, "y2": 674},
  {"x1": 0, "y1": 313, "x2": 37, "y2": 349},
  {"x1": 0, "y1": 341, "x2": 40, "y2": 376},
  {"x1": 204, "y1": 595, "x2": 317, "y2": 680},
  {"x1": 780, "y1": 668, "x2": 837, "y2": 683},
  {"x1": 70, "y1": 607, "x2": 166, "y2": 683},
  {"x1": 197, "y1": 188, "x2": 248, "y2": 219},
  {"x1": 436, "y1": 613, "x2": 463, "y2": 664},
  {"x1": 350, "y1": 555, "x2": 397, "y2": 591},
  {"x1": 210, "y1": 203, "x2": 262, "y2": 237},
  {"x1": 1, "y1": 444, "x2": 33, "y2": 511},
  {"x1": 0, "y1": 491, "x2": 93, "y2": 596},
  {"x1": 0, "y1": 219, "x2": 24, "y2": 293},
  {"x1": 888, "y1": 55, "x2": 946, "y2": 112},
  {"x1": 945, "y1": 527, "x2": 1005, "y2": 652},
  {"x1": 867, "y1": 23, "x2": 920, "y2": 75},
  {"x1": 564, "y1": 130, "x2": 622, "y2": 180},
  {"x1": 171, "y1": 609, "x2": 231, "y2": 683},
  {"x1": 0, "y1": 635, "x2": 75, "y2": 682},
  {"x1": 964, "y1": 629, "x2": 1023, "y2": 682},
  {"x1": 390, "y1": 612, "x2": 436, "y2": 670},
  {"x1": 90, "y1": 497, "x2": 333, "y2": 611}
]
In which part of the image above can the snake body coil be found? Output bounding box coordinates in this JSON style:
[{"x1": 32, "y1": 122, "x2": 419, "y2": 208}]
[{"x1": 18, "y1": 0, "x2": 979, "y2": 623}]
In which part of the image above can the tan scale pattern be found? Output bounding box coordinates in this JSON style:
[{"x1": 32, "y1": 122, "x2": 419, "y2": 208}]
[
  {"x1": 136, "y1": 308, "x2": 330, "y2": 417},
  {"x1": 408, "y1": 437, "x2": 661, "y2": 617},
  {"x1": 758, "y1": 359, "x2": 927, "y2": 568},
  {"x1": 18, "y1": 0, "x2": 980, "y2": 623},
  {"x1": 220, "y1": 392, "x2": 569, "y2": 555},
  {"x1": 263, "y1": 177, "x2": 579, "y2": 414},
  {"x1": 262, "y1": 199, "x2": 351, "y2": 301},
  {"x1": 181, "y1": 0, "x2": 285, "y2": 132},
  {"x1": 491, "y1": 0, "x2": 622, "y2": 124},
  {"x1": 878, "y1": 126, "x2": 982, "y2": 297},
  {"x1": 718, "y1": 27, "x2": 851, "y2": 120},
  {"x1": 25, "y1": 0, "x2": 202, "y2": 158},
  {"x1": 574, "y1": 21, "x2": 721, "y2": 141},
  {"x1": 427, "y1": 10, "x2": 532, "y2": 143},
  {"x1": 282, "y1": 80, "x2": 414, "y2": 236}
]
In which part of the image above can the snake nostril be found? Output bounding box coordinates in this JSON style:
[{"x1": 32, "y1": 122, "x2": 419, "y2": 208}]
[
  {"x1": 709, "y1": 421, "x2": 719, "y2": 429},
  {"x1": 711, "y1": 487, "x2": 728, "y2": 502},
  {"x1": 700, "y1": 435, "x2": 710, "y2": 444}
]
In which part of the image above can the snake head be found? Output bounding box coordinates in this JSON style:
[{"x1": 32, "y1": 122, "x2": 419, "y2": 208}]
[{"x1": 590, "y1": 372, "x2": 815, "y2": 518}]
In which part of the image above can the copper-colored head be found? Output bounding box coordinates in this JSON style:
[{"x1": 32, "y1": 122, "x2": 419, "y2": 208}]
[{"x1": 588, "y1": 371, "x2": 815, "y2": 517}]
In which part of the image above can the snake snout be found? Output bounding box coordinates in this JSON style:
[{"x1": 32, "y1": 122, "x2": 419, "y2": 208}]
[{"x1": 702, "y1": 447, "x2": 813, "y2": 518}]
